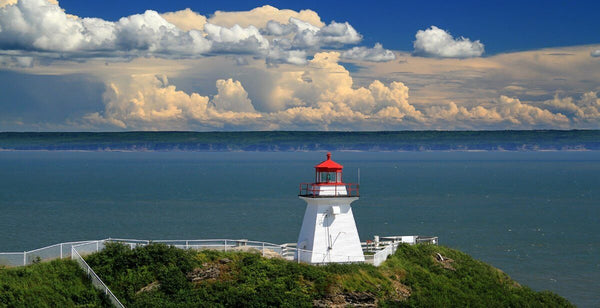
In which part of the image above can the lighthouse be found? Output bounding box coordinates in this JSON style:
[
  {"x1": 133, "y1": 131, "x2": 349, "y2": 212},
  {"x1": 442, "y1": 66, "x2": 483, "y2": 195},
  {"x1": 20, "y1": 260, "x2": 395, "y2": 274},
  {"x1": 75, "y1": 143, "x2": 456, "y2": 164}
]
[{"x1": 297, "y1": 152, "x2": 365, "y2": 263}]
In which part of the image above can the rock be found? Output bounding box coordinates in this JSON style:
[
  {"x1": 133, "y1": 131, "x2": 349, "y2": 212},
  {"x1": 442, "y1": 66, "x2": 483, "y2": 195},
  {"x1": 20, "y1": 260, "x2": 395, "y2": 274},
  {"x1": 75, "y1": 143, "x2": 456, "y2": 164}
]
[
  {"x1": 313, "y1": 292, "x2": 377, "y2": 307},
  {"x1": 136, "y1": 281, "x2": 160, "y2": 294},
  {"x1": 187, "y1": 264, "x2": 221, "y2": 282},
  {"x1": 434, "y1": 253, "x2": 455, "y2": 271}
]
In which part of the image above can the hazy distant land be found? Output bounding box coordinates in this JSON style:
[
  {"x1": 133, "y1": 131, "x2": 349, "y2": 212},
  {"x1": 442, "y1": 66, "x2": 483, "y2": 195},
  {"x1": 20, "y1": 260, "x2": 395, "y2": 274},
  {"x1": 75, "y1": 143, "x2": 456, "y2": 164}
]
[{"x1": 0, "y1": 131, "x2": 598, "y2": 152}]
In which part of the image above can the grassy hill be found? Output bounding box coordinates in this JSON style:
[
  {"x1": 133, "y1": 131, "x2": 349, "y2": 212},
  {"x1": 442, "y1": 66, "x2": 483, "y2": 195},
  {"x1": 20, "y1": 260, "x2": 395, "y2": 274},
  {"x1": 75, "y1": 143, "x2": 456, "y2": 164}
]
[
  {"x1": 0, "y1": 259, "x2": 108, "y2": 307},
  {"x1": 77, "y1": 242, "x2": 572, "y2": 307}
]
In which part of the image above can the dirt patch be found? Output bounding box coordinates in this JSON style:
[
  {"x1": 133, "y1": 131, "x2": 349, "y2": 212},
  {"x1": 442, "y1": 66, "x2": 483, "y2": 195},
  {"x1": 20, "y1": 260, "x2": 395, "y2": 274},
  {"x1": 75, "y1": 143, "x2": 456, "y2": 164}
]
[
  {"x1": 187, "y1": 258, "x2": 233, "y2": 283},
  {"x1": 229, "y1": 247, "x2": 284, "y2": 259},
  {"x1": 136, "y1": 281, "x2": 159, "y2": 294},
  {"x1": 389, "y1": 277, "x2": 411, "y2": 299}
]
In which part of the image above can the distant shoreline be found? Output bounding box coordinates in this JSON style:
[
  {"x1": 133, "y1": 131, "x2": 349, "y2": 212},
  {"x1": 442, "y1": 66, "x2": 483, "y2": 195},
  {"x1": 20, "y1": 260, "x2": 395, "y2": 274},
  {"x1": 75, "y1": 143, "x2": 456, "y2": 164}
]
[{"x1": 1, "y1": 130, "x2": 598, "y2": 152}]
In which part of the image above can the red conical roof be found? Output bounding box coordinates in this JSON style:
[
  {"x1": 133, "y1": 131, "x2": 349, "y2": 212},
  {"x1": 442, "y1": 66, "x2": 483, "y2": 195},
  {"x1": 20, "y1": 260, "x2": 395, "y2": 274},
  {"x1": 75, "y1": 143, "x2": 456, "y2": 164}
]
[{"x1": 315, "y1": 152, "x2": 343, "y2": 170}]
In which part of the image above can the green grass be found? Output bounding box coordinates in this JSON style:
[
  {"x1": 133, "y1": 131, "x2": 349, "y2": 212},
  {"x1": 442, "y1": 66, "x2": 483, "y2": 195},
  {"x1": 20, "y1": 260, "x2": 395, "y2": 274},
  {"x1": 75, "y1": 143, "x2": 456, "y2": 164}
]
[
  {"x1": 0, "y1": 259, "x2": 108, "y2": 307},
  {"x1": 83, "y1": 242, "x2": 573, "y2": 307},
  {"x1": 378, "y1": 244, "x2": 573, "y2": 307}
]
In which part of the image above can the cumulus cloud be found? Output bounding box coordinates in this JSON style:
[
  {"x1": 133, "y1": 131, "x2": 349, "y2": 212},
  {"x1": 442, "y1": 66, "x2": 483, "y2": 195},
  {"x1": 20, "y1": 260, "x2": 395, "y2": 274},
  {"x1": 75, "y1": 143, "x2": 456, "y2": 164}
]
[
  {"x1": 84, "y1": 74, "x2": 261, "y2": 129},
  {"x1": 0, "y1": 0, "x2": 372, "y2": 66},
  {"x1": 413, "y1": 26, "x2": 484, "y2": 58},
  {"x1": 266, "y1": 46, "x2": 308, "y2": 65},
  {"x1": 203, "y1": 23, "x2": 269, "y2": 53},
  {"x1": 211, "y1": 78, "x2": 256, "y2": 113},
  {"x1": 543, "y1": 92, "x2": 600, "y2": 123},
  {"x1": 160, "y1": 8, "x2": 207, "y2": 31},
  {"x1": 208, "y1": 5, "x2": 323, "y2": 29},
  {"x1": 78, "y1": 50, "x2": 580, "y2": 130},
  {"x1": 341, "y1": 43, "x2": 396, "y2": 62},
  {"x1": 424, "y1": 96, "x2": 569, "y2": 128},
  {"x1": 263, "y1": 18, "x2": 361, "y2": 48},
  {"x1": 591, "y1": 49, "x2": 600, "y2": 57},
  {"x1": 0, "y1": 0, "x2": 211, "y2": 56}
]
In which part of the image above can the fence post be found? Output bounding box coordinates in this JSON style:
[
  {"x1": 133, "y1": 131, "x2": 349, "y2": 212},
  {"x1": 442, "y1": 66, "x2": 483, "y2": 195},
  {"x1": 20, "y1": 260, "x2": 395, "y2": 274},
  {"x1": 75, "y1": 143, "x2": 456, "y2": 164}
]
[
  {"x1": 186, "y1": 240, "x2": 189, "y2": 249},
  {"x1": 23, "y1": 251, "x2": 26, "y2": 266},
  {"x1": 96, "y1": 241, "x2": 99, "y2": 252},
  {"x1": 60, "y1": 243, "x2": 63, "y2": 259},
  {"x1": 262, "y1": 243, "x2": 265, "y2": 257},
  {"x1": 224, "y1": 240, "x2": 227, "y2": 252}
]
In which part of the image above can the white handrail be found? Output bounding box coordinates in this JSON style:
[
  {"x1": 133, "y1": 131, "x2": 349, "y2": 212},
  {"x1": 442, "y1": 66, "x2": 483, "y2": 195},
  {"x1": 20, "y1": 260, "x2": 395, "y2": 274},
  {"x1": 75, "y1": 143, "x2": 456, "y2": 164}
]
[{"x1": 71, "y1": 243, "x2": 124, "y2": 308}]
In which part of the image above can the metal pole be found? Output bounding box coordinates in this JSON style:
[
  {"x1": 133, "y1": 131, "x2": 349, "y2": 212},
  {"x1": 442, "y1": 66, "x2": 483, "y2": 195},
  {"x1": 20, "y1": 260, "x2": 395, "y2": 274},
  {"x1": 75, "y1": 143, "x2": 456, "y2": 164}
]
[
  {"x1": 224, "y1": 240, "x2": 227, "y2": 252},
  {"x1": 23, "y1": 252, "x2": 26, "y2": 266},
  {"x1": 186, "y1": 240, "x2": 189, "y2": 249},
  {"x1": 96, "y1": 241, "x2": 99, "y2": 252},
  {"x1": 60, "y1": 243, "x2": 63, "y2": 259}
]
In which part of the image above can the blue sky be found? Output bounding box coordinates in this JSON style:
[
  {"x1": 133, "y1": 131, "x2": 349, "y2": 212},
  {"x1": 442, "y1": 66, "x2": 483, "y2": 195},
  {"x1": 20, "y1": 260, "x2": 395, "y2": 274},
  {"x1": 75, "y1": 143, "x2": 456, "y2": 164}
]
[{"x1": 0, "y1": 0, "x2": 599, "y2": 131}]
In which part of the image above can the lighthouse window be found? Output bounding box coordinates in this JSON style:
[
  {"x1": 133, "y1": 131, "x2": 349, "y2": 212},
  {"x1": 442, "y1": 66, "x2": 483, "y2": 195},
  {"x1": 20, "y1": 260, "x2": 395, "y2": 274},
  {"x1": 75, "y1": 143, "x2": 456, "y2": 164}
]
[{"x1": 319, "y1": 172, "x2": 339, "y2": 183}]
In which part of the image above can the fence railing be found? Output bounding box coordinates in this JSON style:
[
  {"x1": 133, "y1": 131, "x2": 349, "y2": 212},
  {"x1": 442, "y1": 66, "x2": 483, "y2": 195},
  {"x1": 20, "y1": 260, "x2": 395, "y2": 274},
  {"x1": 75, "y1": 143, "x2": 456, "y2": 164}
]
[
  {"x1": 71, "y1": 243, "x2": 124, "y2": 308},
  {"x1": 298, "y1": 183, "x2": 359, "y2": 197},
  {"x1": 1, "y1": 236, "x2": 437, "y2": 308},
  {"x1": 0, "y1": 240, "x2": 98, "y2": 267}
]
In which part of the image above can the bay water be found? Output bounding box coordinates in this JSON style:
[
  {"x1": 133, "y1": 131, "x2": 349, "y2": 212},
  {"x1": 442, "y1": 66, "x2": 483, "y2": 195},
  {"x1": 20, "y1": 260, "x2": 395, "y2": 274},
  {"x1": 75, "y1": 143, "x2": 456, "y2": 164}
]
[{"x1": 0, "y1": 151, "x2": 598, "y2": 306}]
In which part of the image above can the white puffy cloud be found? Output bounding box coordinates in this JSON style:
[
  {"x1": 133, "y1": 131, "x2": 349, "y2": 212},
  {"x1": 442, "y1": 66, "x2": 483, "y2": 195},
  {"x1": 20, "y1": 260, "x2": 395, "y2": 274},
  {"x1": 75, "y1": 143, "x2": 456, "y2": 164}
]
[
  {"x1": 543, "y1": 92, "x2": 600, "y2": 123},
  {"x1": 263, "y1": 18, "x2": 361, "y2": 48},
  {"x1": 203, "y1": 23, "x2": 269, "y2": 53},
  {"x1": 413, "y1": 26, "x2": 484, "y2": 58},
  {"x1": 0, "y1": 0, "x2": 56, "y2": 7},
  {"x1": 424, "y1": 96, "x2": 569, "y2": 128},
  {"x1": 291, "y1": 19, "x2": 362, "y2": 48},
  {"x1": 83, "y1": 52, "x2": 425, "y2": 130},
  {"x1": 81, "y1": 51, "x2": 580, "y2": 130},
  {"x1": 341, "y1": 43, "x2": 395, "y2": 62},
  {"x1": 160, "y1": 8, "x2": 207, "y2": 31},
  {"x1": 266, "y1": 46, "x2": 308, "y2": 65},
  {"x1": 0, "y1": 0, "x2": 211, "y2": 56},
  {"x1": 0, "y1": 0, "x2": 376, "y2": 67},
  {"x1": 591, "y1": 49, "x2": 600, "y2": 57},
  {"x1": 211, "y1": 78, "x2": 256, "y2": 113},
  {"x1": 84, "y1": 74, "x2": 261, "y2": 130},
  {"x1": 208, "y1": 5, "x2": 323, "y2": 29}
]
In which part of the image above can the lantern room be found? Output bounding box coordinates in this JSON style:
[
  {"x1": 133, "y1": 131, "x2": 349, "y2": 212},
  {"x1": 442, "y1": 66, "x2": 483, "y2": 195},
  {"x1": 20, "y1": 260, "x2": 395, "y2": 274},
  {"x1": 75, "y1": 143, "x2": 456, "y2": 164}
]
[
  {"x1": 299, "y1": 152, "x2": 359, "y2": 197},
  {"x1": 315, "y1": 152, "x2": 343, "y2": 184}
]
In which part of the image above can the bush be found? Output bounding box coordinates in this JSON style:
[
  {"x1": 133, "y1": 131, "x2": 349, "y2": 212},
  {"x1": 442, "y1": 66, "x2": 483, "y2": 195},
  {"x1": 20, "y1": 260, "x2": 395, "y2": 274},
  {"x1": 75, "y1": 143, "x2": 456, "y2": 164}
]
[
  {"x1": 83, "y1": 243, "x2": 573, "y2": 307},
  {"x1": 0, "y1": 259, "x2": 108, "y2": 307}
]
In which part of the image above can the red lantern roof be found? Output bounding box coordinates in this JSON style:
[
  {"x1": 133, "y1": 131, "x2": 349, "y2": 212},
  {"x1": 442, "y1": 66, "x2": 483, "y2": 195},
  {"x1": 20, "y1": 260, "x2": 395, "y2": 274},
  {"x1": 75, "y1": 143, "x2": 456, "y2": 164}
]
[{"x1": 314, "y1": 152, "x2": 343, "y2": 171}]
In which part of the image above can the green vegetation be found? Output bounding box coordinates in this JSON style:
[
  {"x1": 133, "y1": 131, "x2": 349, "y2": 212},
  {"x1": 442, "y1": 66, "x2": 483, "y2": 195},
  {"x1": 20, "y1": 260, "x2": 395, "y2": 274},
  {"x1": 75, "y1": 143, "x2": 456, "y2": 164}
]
[
  {"x1": 0, "y1": 259, "x2": 108, "y2": 307},
  {"x1": 82, "y1": 242, "x2": 573, "y2": 307},
  {"x1": 1, "y1": 130, "x2": 599, "y2": 151}
]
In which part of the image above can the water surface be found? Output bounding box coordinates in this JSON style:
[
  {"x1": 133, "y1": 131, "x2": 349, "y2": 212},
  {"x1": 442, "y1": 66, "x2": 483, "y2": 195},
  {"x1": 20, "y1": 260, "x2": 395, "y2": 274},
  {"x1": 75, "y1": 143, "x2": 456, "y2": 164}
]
[{"x1": 0, "y1": 151, "x2": 598, "y2": 306}]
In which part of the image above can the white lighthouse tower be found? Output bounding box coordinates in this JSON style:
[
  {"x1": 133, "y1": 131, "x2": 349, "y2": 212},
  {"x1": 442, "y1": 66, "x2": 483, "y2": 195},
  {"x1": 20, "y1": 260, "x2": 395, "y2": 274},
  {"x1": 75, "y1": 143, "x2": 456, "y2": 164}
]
[{"x1": 297, "y1": 152, "x2": 365, "y2": 263}]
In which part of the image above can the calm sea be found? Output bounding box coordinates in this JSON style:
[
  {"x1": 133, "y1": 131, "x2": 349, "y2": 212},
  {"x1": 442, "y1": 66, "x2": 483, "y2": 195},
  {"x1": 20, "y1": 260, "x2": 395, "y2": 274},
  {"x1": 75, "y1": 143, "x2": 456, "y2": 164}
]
[{"x1": 0, "y1": 151, "x2": 598, "y2": 307}]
